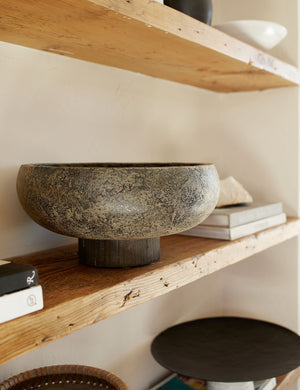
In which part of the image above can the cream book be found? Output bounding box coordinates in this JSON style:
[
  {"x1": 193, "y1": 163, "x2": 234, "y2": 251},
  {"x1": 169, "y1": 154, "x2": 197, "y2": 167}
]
[
  {"x1": 0, "y1": 285, "x2": 43, "y2": 324},
  {"x1": 201, "y1": 202, "x2": 283, "y2": 228},
  {"x1": 180, "y1": 213, "x2": 287, "y2": 240}
]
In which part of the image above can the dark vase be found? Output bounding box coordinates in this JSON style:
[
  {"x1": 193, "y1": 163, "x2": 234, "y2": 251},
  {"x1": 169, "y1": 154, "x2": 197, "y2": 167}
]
[{"x1": 164, "y1": 0, "x2": 212, "y2": 25}]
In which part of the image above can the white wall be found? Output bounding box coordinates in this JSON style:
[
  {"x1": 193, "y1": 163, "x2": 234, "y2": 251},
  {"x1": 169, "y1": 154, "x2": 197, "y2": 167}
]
[{"x1": 0, "y1": 0, "x2": 299, "y2": 388}]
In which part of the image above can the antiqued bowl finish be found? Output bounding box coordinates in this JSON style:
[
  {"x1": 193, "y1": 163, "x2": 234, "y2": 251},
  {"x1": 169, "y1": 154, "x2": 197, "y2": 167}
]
[{"x1": 17, "y1": 163, "x2": 219, "y2": 267}]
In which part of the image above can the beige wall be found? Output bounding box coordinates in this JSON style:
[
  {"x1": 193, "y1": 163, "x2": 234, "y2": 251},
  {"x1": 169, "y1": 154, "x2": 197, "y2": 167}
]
[
  {"x1": 0, "y1": 0, "x2": 299, "y2": 389},
  {"x1": 0, "y1": 41, "x2": 225, "y2": 389},
  {"x1": 212, "y1": 0, "x2": 300, "y2": 333},
  {"x1": 212, "y1": 0, "x2": 298, "y2": 64}
]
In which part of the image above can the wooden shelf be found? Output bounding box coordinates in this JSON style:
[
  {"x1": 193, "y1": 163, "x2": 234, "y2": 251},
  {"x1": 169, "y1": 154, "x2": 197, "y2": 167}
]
[
  {"x1": 276, "y1": 367, "x2": 300, "y2": 390},
  {"x1": 1, "y1": 0, "x2": 299, "y2": 92},
  {"x1": 0, "y1": 217, "x2": 299, "y2": 365}
]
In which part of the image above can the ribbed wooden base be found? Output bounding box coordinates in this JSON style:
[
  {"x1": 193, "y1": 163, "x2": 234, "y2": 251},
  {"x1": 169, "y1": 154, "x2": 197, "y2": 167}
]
[{"x1": 78, "y1": 238, "x2": 160, "y2": 268}]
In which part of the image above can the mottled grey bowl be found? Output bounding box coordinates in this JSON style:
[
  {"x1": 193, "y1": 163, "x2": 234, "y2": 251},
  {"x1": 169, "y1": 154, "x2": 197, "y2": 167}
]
[{"x1": 17, "y1": 163, "x2": 219, "y2": 267}]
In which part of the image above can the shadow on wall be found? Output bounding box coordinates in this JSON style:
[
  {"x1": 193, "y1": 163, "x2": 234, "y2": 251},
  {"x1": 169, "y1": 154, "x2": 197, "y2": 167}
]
[
  {"x1": 0, "y1": 165, "x2": 75, "y2": 258},
  {"x1": 0, "y1": 166, "x2": 27, "y2": 230},
  {"x1": 105, "y1": 272, "x2": 224, "y2": 389}
]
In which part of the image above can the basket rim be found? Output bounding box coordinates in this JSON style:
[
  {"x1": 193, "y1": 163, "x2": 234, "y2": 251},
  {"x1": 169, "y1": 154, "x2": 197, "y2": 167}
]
[{"x1": 0, "y1": 365, "x2": 130, "y2": 390}]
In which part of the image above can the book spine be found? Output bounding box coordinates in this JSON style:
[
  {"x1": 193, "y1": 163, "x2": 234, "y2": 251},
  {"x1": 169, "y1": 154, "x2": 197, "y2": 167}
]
[
  {"x1": 180, "y1": 213, "x2": 286, "y2": 240},
  {"x1": 230, "y1": 203, "x2": 283, "y2": 227},
  {"x1": 0, "y1": 262, "x2": 39, "y2": 296},
  {"x1": 0, "y1": 285, "x2": 43, "y2": 324},
  {"x1": 201, "y1": 214, "x2": 229, "y2": 227},
  {"x1": 201, "y1": 203, "x2": 283, "y2": 228},
  {"x1": 180, "y1": 227, "x2": 231, "y2": 240},
  {"x1": 230, "y1": 213, "x2": 286, "y2": 240}
]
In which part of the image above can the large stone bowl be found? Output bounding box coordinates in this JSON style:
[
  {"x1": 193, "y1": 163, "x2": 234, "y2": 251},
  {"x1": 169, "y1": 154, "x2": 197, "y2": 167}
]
[{"x1": 17, "y1": 163, "x2": 219, "y2": 267}]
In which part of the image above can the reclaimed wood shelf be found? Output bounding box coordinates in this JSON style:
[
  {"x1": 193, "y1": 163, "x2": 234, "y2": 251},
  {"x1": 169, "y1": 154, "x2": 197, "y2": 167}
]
[
  {"x1": 1, "y1": 0, "x2": 299, "y2": 92},
  {"x1": 0, "y1": 217, "x2": 300, "y2": 365},
  {"x1": 276, "y1": 367, "x2": 300, "y2": 390}
]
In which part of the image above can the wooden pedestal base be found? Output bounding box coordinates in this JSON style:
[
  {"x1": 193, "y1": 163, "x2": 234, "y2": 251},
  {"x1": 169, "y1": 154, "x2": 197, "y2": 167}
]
[{"x1": 78, "y1": 237, "x2": 160, "y2": 268}]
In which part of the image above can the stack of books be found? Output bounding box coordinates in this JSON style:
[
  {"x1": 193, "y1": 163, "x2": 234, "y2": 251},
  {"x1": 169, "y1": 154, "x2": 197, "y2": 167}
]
[
  {"x1": 180, "y1": 202, "x2": 286, "y2": 240},
  {"x1": 149, "y1": 373, "x2": 277, "y2": 390},
  {"x1": 0, "y1": 260, "x2": 43, "y2": 324}
]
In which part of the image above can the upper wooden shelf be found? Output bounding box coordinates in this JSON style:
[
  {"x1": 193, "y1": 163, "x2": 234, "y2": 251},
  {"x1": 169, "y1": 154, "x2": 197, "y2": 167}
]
[
  {"x1": 1, "y1": 217, "x2": 300, "y2": 365},
  {"x1": 1, "y1": 0, "x2": 299, "y2": 92}
]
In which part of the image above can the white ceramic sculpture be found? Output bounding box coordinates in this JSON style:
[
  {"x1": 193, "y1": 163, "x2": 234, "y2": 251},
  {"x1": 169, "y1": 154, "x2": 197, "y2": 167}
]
[{"x1": 214, "y1": 20, "x2": 287, "y2": 50}]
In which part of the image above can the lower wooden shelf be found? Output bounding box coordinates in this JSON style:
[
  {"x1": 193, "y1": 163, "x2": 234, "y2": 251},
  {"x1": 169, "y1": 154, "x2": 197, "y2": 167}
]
[
  {"x1": 0, "y1": 217, "x2": 299, "y2": 365},
  {"x1": 276, "y1": 366, "x2": 300, "y2": 390}
]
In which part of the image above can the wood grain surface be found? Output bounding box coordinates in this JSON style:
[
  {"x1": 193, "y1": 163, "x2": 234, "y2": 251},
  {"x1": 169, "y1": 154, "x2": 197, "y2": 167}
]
[
  {"x1": 276, "y1": 367, "x2": 300, "y2": 390},
  {"x1": 0, "y1": 0, "x2": 299, "y2": 92},
  {"x1": 0, "y1": 218, "x2": 299, "y2": 365}
]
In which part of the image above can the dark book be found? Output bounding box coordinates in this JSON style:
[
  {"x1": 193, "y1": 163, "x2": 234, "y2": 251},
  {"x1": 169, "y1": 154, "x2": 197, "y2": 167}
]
[
  {"x1": 0, "y1": 260, "x2": 39, "y2": 296},
  {"x1": 157, "y1": 376, "x2": 195, "y2": 390},
  {"x1": 149, "y1": 373, "x2": 206, "y2": 390}
]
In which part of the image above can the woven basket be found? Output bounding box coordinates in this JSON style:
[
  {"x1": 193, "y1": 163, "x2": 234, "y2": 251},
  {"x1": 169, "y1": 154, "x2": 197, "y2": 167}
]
[{"x1": 0, "y1": 365, "x2": 129, "y2": 390}]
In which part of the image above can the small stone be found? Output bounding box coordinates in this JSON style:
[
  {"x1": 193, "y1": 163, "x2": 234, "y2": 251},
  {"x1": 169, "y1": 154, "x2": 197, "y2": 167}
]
[{"x1": 216, "y1": 176, "x2": 253, "y2": 208}]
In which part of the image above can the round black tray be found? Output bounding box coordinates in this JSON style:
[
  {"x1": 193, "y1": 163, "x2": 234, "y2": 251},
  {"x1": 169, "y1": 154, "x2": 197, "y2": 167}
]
[{"x1": 151, "y1": 317, "x2": 300, "y2": 382}]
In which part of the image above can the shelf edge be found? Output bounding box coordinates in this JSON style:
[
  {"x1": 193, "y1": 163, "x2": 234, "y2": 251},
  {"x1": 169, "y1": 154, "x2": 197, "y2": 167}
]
[
  {"x1": 0, "y1": 218, "x2": 299, "y2": 365},
  {"x1": 0, "y1": 0, "x2": 299, "y2": 91},
  {"x1": 276, "y1": 366, "x2": 300, "y2": 390}
]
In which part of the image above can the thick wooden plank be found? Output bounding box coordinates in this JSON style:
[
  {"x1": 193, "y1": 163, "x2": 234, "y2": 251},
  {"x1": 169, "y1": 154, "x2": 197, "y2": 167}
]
[
  {"x1": 0, "y1": 0, "x2": 299, "y2": 92},
  {"x1": 276, "y1": 367, "x2": 300, "y2": 390},
  {"x1": 0, "y1": 218, "x2": 299, "y2": 365}
]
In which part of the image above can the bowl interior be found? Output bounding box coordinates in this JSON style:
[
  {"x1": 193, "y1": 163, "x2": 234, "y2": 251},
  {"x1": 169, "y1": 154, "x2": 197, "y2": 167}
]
[{"x1": 28, "y1": 162, "x2": 211, "y2": 169}]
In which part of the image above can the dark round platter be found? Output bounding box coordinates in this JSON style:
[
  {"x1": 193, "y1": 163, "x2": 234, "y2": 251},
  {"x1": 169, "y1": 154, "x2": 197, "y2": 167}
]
[{"x1": 151, "y1": 317, "x2": 300, "y2": 382}]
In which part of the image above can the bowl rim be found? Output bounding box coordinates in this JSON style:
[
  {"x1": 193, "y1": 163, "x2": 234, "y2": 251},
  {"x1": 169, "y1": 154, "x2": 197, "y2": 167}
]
[
  {"x1": 19, "y1": 162, "x2": 215, "y2": 169},
  {"x1": 0, "y1": 365, "x2": 129, "y2": 390}
]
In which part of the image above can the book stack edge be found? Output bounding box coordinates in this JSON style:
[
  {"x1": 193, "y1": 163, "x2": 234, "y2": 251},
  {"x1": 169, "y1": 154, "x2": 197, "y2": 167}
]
[
  {"x1": 148, "y1": 373, "x2": 277, "y2": 390},
  {"x1": 0, "y1": 261, "x2": 43, "y2": 324},
  {"x1": 180, "y1": 202, "x2": 286, "y2": 241}
]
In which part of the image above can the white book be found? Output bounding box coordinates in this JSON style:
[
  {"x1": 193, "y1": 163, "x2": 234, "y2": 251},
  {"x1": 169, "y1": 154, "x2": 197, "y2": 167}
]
[
  {"x1": 148, "y1": 373, "x2": 177, "y2": 390},
  {"x1": 0, "y1": 285, "x2": 43, "y2": 324},
  {"x1": 254, "y1": 378, "x2": 276, "y2": 390},
  {"x1": 180, "y1": 213, "x2": 287, "y2": 240},
  {"x1": 201, "y1": 202, "x2": 283, "y2": 227}
]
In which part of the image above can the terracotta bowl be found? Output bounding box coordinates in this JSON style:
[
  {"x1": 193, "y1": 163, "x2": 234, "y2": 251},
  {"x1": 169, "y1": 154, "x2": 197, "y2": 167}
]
[{"x1": 17, "y1": 163, "x2": 219, "y2": 267}]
